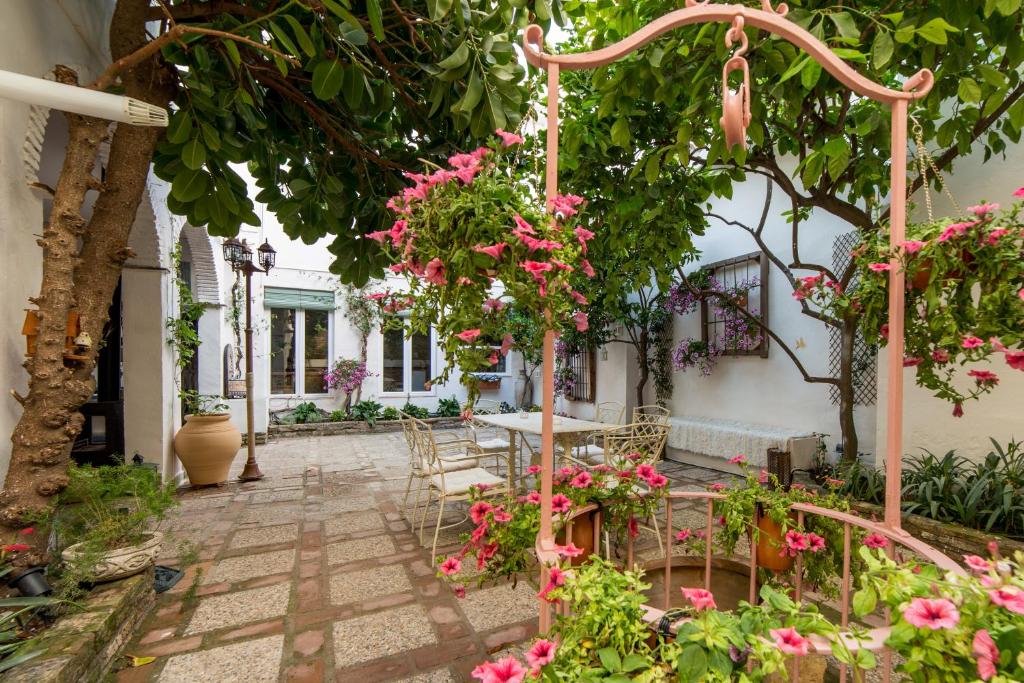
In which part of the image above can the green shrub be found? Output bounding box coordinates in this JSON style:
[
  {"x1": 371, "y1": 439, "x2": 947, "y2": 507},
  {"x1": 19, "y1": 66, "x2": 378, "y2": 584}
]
[
  {"x1": 351, "y1": 400, "x2": 383, "y2": 426},
  {"x1": 434, "y1": 397, "x2": 461, "y2": 418},
  {"x1": 381, "y1": 406, "x2": 401, "y2": 421},
  {"x1": 328, "y1": 409, "x2": 346, "y2": 422},
  {"x1": 401, "y1": 402, "x2": 430, "y2": 419},
  {"x1": 290, "y1": 401, "x2": 322, "y2": 424}
]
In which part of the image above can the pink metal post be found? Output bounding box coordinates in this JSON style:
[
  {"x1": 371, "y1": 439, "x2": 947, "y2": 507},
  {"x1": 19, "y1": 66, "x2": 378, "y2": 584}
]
[{"x1": 526, "y1": 0, "x2": 934, "y2": 634}]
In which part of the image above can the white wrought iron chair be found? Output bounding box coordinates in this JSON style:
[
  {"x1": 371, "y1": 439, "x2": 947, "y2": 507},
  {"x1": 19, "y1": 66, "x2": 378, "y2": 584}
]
[
  {"x1": 413, "y1": 418, "x2": 511, "y2": 562},
  {"x1": 473, "y1": 398, "x2": 502, "y2": 414},
  {"x1": 401, "y1": 411, "x2": 478, "y2": 520},
  {"x1": 575, "y1": 401, "x2": 627, "y2": 462}
]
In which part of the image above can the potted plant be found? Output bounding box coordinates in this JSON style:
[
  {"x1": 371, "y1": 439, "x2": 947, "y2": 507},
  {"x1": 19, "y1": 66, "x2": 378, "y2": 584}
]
[
  {"x1": 853, "y1": 543, "x2": 1024, "y2": 682},
  {"x1": 473, "y1": 373, "x2": 502, "y2": 391},
  {"x1": 49, "y1": 464, "x2": 176, "y2": 588},
  {"x1": 172, "y1": 391, "x2": 240, "y2": 486}
]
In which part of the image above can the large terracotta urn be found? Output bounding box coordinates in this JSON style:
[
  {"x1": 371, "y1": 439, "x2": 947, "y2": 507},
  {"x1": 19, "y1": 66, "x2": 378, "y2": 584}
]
[{"x1": 173, "y1": 414, "x2": 241, "y2": 485}]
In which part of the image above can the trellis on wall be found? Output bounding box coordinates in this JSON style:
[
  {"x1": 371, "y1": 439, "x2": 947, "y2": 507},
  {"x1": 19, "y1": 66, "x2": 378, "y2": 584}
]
[{"x1": 829, "y1": 231, "x2": 877, "y2": 406}]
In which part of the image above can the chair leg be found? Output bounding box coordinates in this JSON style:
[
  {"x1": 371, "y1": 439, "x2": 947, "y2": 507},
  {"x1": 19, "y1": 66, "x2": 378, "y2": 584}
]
[
  {"x1": 431, "y1": 495, "x2": 446, "y2": 564},
  {"x1": 402, "y1": 471, "x2": 414, "y2": 513},
  {"x1": 411, "y1": 476, "x2": 425, "y2": 523},
  {"x1": 419, "y1": 488, "x2": 433, "y2": 543},
  {"x1": 650, "y1": 512, "x2": 664, "y2": 554}
]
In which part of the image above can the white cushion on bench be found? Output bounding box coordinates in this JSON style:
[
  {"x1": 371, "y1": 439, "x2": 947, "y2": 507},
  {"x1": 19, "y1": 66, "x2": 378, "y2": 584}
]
[{"x1": 667, "y1": 416, "x2": 817, "y2": 468}]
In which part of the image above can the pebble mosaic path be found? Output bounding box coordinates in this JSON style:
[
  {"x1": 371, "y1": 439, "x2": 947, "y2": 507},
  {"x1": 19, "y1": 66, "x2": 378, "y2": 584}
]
[{"x1": 115, "y1": 430, "x2": 727, "y2": 682}]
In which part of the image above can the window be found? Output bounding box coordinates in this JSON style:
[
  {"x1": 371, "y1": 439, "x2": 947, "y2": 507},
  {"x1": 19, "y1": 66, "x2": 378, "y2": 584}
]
[
  {"x1": 700, "y1": 252, "x2": 769, "y2": 358},
  {"x1": 558, "y1": 347, "x2": 595, "y2": 402},
  {"x1": 479, "y1": 335, "x2": 509, "y2": 375},
  {"x1": 381, "y1": 325, "x2": 434, "y2": 394},
  {"x1": 269, "y1": 307, "x2": 331, "y2": 395}
]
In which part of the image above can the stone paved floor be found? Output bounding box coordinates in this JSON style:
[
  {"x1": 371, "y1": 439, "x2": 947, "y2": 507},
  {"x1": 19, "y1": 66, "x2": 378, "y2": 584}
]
[{"x1": 115, "y1": 431, "x2": 731, "y2": 683}]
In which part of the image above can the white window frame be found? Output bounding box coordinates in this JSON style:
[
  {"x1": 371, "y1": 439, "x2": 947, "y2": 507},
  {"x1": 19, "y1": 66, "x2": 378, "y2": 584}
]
[
  {"x1": 268, "y1": 307, "x2": 333, "y2": 398},
  {"x1": 379, "y1": 325, "x2": 437, "y2": 397}
]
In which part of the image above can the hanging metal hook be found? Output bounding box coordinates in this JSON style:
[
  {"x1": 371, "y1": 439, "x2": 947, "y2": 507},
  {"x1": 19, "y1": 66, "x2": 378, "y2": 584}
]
[{"x1": 720, "y1": 16, "x2": 752, "y2": 151}]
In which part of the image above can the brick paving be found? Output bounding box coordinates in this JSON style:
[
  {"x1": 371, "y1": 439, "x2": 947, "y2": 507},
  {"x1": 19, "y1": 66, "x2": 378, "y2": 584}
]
[{"x1": 115, "y1": 430, "x2": 729, "y2": 682}]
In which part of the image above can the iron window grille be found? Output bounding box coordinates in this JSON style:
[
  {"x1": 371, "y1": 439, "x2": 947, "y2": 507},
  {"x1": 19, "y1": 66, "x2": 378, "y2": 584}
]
[{"x1": 699, "y1": 251, "x2": 769, "y2": 358}]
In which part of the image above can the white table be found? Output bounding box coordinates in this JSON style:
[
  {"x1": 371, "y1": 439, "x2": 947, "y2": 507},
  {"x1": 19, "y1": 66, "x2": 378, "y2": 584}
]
[{"x1": 474, "y1": 412, "x2": 610, "y2": 478}]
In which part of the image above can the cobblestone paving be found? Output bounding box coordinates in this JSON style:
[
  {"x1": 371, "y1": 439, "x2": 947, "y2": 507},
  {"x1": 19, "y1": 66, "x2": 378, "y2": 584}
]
[{"x1": 116, "y1": 431, "x2": 727, "y2": 683}]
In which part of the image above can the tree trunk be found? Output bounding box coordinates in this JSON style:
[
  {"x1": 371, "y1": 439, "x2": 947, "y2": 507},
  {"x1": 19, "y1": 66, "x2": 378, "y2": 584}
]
[
  {"x1": 837, "y1": 316, "x2": 859, "y2": 465},
  {"x1": 1, "y1": 0, "x2": 172, "y2": 545},
  {"x1": 635, "y1": 331, "x2": 649, "y2": 408}
]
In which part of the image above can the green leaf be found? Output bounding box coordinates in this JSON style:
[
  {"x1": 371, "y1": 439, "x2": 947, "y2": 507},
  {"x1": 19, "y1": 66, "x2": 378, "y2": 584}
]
[
  {"x1": 995, "y1": 0, "x2": 1022, "y2": 15},
  {"x1": 283, "y1": 15, "x2": 316, "y2": 58},
  {"x1": 621, "y1": 654, "x2": 648, "y2": 672},
  {"x1": 165, "y1": 112, "x2": 193, "y2": 145},
  {"x1": 801, "y1": 61, "x2": 822, "y2": 89},
  {"x1": 172, "y1": 168, "x2": 210, "y2": 203},
  {"x1": 852, "y1": 586, "x2": 877, "y2": 616},
  {"x1": 222, "y1": 39, "x2": 242, "y2": 67},
  {"x1": 872, "y1": 30, "x2": 894, "y2": 69},
  {"x1": 181, "y1": 138, "x2": 207, "y2": 170},
  {"x1": 438, "y1": 42, "x2": 470, "y2": 70},
  {"x1": 366, "y1": 0, "x2": 385, "y2": 41},
  {"x1": 431, "y1": 0, "x2": 454, "y2": 21},
  {"x1": 916, "y1": 18, "x2": 959, "y2": 45},
  {"x1": 978, "y1": 64, "x2": 1008, "y2": 88},
  {"x1": 958, "y1": 77, "x2": 982, "y2": 104},
  {"x1": 597, "y1": 647, "x2": 621, "y2": 672},
  {"x1": 486, "y1": 88, "x2": 506, "y2": 130},
  {"x1": 675, "y1": 644, "x2": 708, "y2": 682},
  {"x1": 312, "y1": 60, "x2": 344, "y2": 100},
  {"x1": 644, "y1": 153, "x2": 661, "y2": 184},
  {"x1": 610, "y1": 117, "x2": 631, "y2": 147},
  {"x1": 829, "y1": 12, "x2": 860, "y2": 41},
  {"x1": 778, "y1": 55, "x2": 810, "y2": 84},
  {"x1": 801, "y1": 150, "x2": 825, "y2": 188},
  {"x1": 457, "y1": 70, "x2": 484, "y2": 113},
  {"x1": 268, "y1": 20, "x2": 300, "y2": 57},
  {"x1": 200, "y1": 122, "x2": 221, "y2": 151}
]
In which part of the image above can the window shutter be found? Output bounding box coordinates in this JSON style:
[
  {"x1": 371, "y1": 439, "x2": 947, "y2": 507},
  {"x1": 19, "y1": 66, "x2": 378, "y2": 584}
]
[{"x1": 264, "y1": 287, "x2": 334, "y2": 310}]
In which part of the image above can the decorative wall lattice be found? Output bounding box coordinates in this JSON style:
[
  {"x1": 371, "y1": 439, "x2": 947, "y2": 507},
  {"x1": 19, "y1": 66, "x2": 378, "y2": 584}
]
[{"x1": 829, "y1": 231, "x2": 877, "y2": 406}]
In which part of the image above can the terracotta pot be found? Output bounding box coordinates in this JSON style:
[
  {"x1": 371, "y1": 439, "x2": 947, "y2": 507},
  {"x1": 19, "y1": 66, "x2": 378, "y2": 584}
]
[
  {"x1": 62, "y1": 531, "x2": 163, "y2": 582},
  {"x1": 173, "y1": 413, "x2": 241, "y2": 485},
  {"x1": 478, "y1": 380, "x2": 501, "y2": 391},
  {"x1": 755, "y1": 510, "x2": 794, "y2": 573},
  {"x1": 557, "y1": 509, "x2": 598, "y2": 566}
]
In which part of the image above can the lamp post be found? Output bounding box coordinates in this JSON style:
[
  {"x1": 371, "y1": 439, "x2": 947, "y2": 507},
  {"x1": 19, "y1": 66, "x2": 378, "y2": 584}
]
[{"x1": 222, "y1": 236, "x2": 276, "y2": 481}]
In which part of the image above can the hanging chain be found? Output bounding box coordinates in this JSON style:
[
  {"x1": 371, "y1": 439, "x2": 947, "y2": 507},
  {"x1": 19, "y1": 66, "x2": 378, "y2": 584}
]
[{"x1": 909, "y1": 115, "x2": 962, "y2": 220}]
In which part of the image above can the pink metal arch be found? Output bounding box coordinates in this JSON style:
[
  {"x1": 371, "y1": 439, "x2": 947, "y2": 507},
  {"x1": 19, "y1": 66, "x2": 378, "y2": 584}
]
[{"x1": 528, "y1": 2, "x2": 936, "y2": 634}]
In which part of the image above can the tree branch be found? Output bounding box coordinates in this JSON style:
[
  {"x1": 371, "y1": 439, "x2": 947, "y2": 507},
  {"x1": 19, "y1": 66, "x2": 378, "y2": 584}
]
[{"x1": 145, "y1": 1, "x2": 265, "y2": 21}]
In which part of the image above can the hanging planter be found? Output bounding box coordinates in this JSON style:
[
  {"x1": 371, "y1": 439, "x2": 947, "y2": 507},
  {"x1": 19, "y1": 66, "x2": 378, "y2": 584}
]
[{"x1": 473, "y1": 373, "x2": 502, "y2": 391}]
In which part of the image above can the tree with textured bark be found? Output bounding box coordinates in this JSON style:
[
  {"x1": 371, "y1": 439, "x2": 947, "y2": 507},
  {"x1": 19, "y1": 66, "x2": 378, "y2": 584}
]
[
  {"x1": 2, "y1": 0, "x2": 565, "y2": 555},
  {"x1": 566, "y1": 0, "x2": 1024, "y2": 462}
]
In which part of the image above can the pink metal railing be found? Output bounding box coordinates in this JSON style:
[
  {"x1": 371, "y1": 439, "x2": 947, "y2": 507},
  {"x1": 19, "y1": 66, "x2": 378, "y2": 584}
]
[{"x1": 537, "y1": 491, "x2": 964, "y2": 681}]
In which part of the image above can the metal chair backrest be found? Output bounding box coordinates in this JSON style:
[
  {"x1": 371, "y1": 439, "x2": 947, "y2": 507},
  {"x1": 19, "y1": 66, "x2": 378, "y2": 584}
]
[
  {"x1": 596, "y1": 401, "x2": 626, "y2": 425},
  {"x1": 474, "y1": 398, "x2": 501, "y2": 415},
  {"x1": 633, "y1": 404, "x2": 670, "y2": 425},
  {"x1": 604, "y1": 420, "x2": 670, "y2": 465}
]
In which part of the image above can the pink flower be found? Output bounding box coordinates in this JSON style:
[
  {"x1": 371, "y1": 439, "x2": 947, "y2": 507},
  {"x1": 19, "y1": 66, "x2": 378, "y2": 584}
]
[
  {"x1": 902, "y1": 597, "x2": 960, "y2": 630},
  {"x1": 931, "y1": 349, "x2": 950, "y2": 363},
  {"x1": 457, "y1": 329, "x2": 482, "y2": 343},
  {"x1": 880, "y1": 323, "x2": 889, "y2": 340},
  {"x1": 483, "y1": 298, "x2": 505, "y2": 314},
  {"x1": 2, "y1": 543, "x2": 30, "y2": 552},
  {"x1": 548, "y1": 194, "x2": 585, "y2": 218},
  {"x1": 1004, "y1": 349, "x2": 1024, "y2": 371},
  {"x1": 424, "y1": 257, "x2": 447, "y2": 285},
  {"x1": 962, "y1": 336, "x2": 985, "y2": 349},
  {"x1": 574, "y1": 226, "x2": 595, "y2": 254},
  {"x1": 635, "y1": 464, "x2": 656, "y2": 480},
  {"x1": 366, "y1": 230, "x2": 391, "y2": 243},
  {"x1": 570, "y1": 471, "x2": 593, "y2": 489},
  {"x1": 470, "y1": 523, "x2": 489, "y2": 544},
  {"x1": 513, "y1": 229, "x2": 563, "y2": 252},
  {"x1": 868, "y1": 262, "x2": 892, "y2": 273},
  {"x1": 457, "y1": 277, "x2": 474, "y2": 285},
  {"x1": 550, "y1": 494, "x2": 572, "y2": 514},
  {"x1": 524, "y1": 491, "x2": 542, "y2": 504},
  {"x1": 537, "y1": 566, "x2": 566, "y2": 602},
  {"x1": 453, "y1": 583, "x2": 467, "y2": 598},
  {"x1": 900, "y1": 240, "x2": 926, "y2": 254},
  {"x1": 580, "y1": 259, "x2": 595, "y2": 278},
  {"x1": 953, "y1": 402, "x2": 964, "y2": 418},
  {"x1": 570, "y1": 290, "x2": 588, "y2": 306},
  {"x1": 989, "y1": 586, "x2": 1024, "y2": 614},
  {"x1": 1014, "y1": 187, "x2": 1024, "y2": 198},
  {"x1": 964, "y1": 554, "x2": 992, "y2": 574},
  {"x1": 903, "y1": 356, "x2": 923, "y2": 367},
  {"x1": 825, "y1": 477, "x2": 845, "y2": 488},
  {"x1": 770, "y1": 627, "x2": 811, "y2": 656},
  {"x1": 968, "y1": 202, "x2": 999, "y2": 216},
  {"x1": 470, "y1": 501, "x2": 493, "y2": 524},
  {"x1": 555, "y1": 543, "x2": 584, "y2": 558},
  {"x1": 709, "y1": 483, "x2": 726, "y2": 492},
  {"x1": 440, "y1": 556, "x2": 462, "y2": 576},
  {"x1": 807, "y1": 533, "x2": 826, "y2": 553},
  {"x1": 646, "y1": 474, "x2": 668, "y2": 488},
  {"x1": 682, "y1": 587, "x2": 717, "y2": 611},
  {"x1": 627, "y1": 516, "x2": 640, "y2": 538},
  {"x1": 573, "y1": 311, "x2": 589, "y2": 332},
  {"x1": 758, "y1": 470, "x2": 769, "y2": 484},
  {"x1": 512, "y1": 214, "x2": 535, "y2": 234},
  {"x1": 473, "y1": 243, "x2": 508, "y2": 260},
  {"x1": 525, "y1": 639, "x2": 557, "y2": 672},
  {"x1": 526, "y1": 464, "x2": 542, "y2": 475},
  {"x1": 500, "y1": 334, "x2": 514, "y2": 356},
  {"x1": 728, "y1": 454, "x2": 746, "y2": 464},
  {"x1": 520, "y1": 260, "x2": 553, "y2": 276},
  {"x1": 675, "y1": 528, "x2": 692, "y2": 543},
  {"x1": 471, "y1": 656, "x2": 528, "y2": 683},
  {"x1": 784, "y1": 530, "x2": 810, "y2": 555},
  {"x1": 968, "y1": 369, "x2": 999, "y2": 387},
  {"x1": 864, "y1": 533, "x2": 888, "y2": 549},
  {"x1": 986, "y1": 227, "x2": 1010, "y2": 245},
  {"x1": 973, "y1": 629, "x2": 999, "y2": 681},
  {"x1": 18, "y1": 528, "x2": 33, "y2": 535},
  {"x1": 495, "y1": 128, "x2": 524, "y2": 147}
]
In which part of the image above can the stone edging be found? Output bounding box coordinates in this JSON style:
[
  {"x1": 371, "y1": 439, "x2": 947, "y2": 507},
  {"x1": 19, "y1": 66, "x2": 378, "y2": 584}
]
[
  {"x1": 268, "y1": 416, "x2": 463, "y2": 439},
  {"x1": 7, "y1": 567, "x2": 154, "y2": 683},
  {"x1": 851, "y1": 501, "x2": 1024, "y2": 560}
]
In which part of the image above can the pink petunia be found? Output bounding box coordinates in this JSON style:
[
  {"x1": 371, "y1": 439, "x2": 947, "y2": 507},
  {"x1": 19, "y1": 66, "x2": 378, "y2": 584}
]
[
  {"x1": 570, "y1": 290, "x2": 588, "y2": 306},
  {"x1": 453, "y1": 583, "x2": 467, "y2": 598},
  {"x1": 973, "y1": 629, "x2": 999, "y2": 681},
  {"x1": 807, "y1": 533, "x2": 826, "y2": 553},
  {"x1": 646, "y1": 473, "x2": 668, "y2": 488},
  {"x1": 513, "y1": 214, "x2": 536, "y2": 234},
  {"x1": 682, "y1": 587, "x2": 717, "y2": 611},
  {"x1": 526, "y1": 464, "x2": 542, "y2": 475},
  {"x1": 962, "y1": 336, "x2": 985, "y2": 349},
  {"x1": 784, "y1": 530, "x2": 810, "y2": 556},
  {"x1": 537, "y1": 566, "x2": 566, "y2": 602},
  {"x1": 555, "y1": 543, "x2": 584, "y2": 558},
  {"x1": 473, "y1": 243, "x2": 508, "y2": 260},
  {"x1": 964, "y1": 554, "x2": 992, "y2": 574},
  {"x1": 900, "y1": 240, "x2": 926, "y2": 254},
  {"x1": 728, "y1": 454, "x2": 746, "y2": 464},
  {"x1": 495, "y1": 128, "x2": 524, "y2": 147},
  {"x1": 902, "y1": 597, "x2": 960, "y2": 630},
  {"x1": 525, "y1": 639, "x2": 557, "y2": 672},
  {"x1": 524, "y1": 491, "x2": 542, "y2": 505},
  {"x1": 968, "y1": 369, "x2": 999, "y2": 387},
  {"x1": 551, "y1": 494, "x2": 572, "y2": 514},
  {"x1": 570, "y1": 471, "x2": 594, "y2": 489},
  {"x1": 758, "y1": 469, "x2": 770, "y2": 484},
  {"x1": 500, "y1": 333, "x2": 514, "y2": 356},
  {"x1": 471, "y1": 656, "x2": 528, "y2": 683},
  {"x1": 520, "y1": 260, "x2": 553, "y2": 276},
  {"x1": 770, "y1": 627, "x2": 811, "y2": 656},
  {"x1": 572, "y1": 311, "x2": 589, "y2": 332},
  {"x1": 953, "y1": 402, "x2": 964, "y2": 418},
  {"x1": 709, "y1": 483, "x2": 726, "y2": 492},
  {"x1": 903, "y1": 356, "x2": 923, "y2": 367},
  {"x1": 470, "y1": 501, "x2": 493, "y2": 525},
  {"x1": 1004, "y1": 349, "x2": 1024, "y2": 371},
  {"x1": 424, "y1": 257, "x2": 447, "y2": 285},
  {"x1": 675, "y1": 528, "x2": 692, "y2": 543},
  {"x1": 968, "y1": 203, "x2": 999, "y2": 216},
  {"x1": 868, "y1": 262, "x2": 892, "y2": 272},
  {"x1": 864, "y1": 533, "x2": 888, "y2": 549},
  {"x1": 989, "y1": 586, "x2": 1024, "y2": 614},
  {"x1": 440, "y1": 556, "x2": 462, "y2": 576},
  {"x1": 1013, "y1": 186, "x2": 1024, "y2": 198},
  {"x1": 635, "y1": 464, "x2": 656, "y2": 480},
  {"x1": 931, "y1": 349, "x2": 950, "y2": 363},
  {"x1": 574, "y1": 226, "x2": 595, "y2": 254},
  {"x1": 456, "y1": 329, "x2": 482, "y2": 343},
  {"x1": 483, "y1": 298, "x2": 505, "y2": 314},
  {"x1": 548, "y1": 194, "x2": 585, "y2": 218},
  {"x1": 366, "y1": 230, "x2": 391, "y2": 244}
]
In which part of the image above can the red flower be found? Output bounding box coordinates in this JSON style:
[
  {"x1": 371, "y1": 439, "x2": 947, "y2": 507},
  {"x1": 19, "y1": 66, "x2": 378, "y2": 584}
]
[
  {"x1": 2, "y1": 544, "x2": 30, "y2": 552},
  {"x1": 864, "y1": 533, "x2": 888, "y2": 549},
  {"x1": 681, "y1": 587, "x2": 717, "y2": 610}
]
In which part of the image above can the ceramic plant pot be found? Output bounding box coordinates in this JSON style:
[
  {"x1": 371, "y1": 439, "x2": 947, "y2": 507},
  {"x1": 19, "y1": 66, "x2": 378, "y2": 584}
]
[
  {"x1": 62, "y1": 531, "x2": 163, "y2": 582},
  {"x1": 557, "y1": 509, "x2": 598, "y2": 567},
  {"x1": 173, "y1": 413, "x2": 241, "y2": 486},
  {"x1": 755, "y1": 510, "x2": 794, "y2": 573}
]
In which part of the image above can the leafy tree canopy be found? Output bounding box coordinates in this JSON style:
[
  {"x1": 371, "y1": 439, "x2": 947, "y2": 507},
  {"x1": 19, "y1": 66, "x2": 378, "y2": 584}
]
[{"x1": 150, "y1": 0, "x2": 567, "y2": 285}]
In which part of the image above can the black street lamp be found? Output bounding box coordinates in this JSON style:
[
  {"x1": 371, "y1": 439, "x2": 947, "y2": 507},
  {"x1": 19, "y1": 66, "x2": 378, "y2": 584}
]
[{"x1": 222, "y1": 236, "x2": 274, "y2": 481}]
